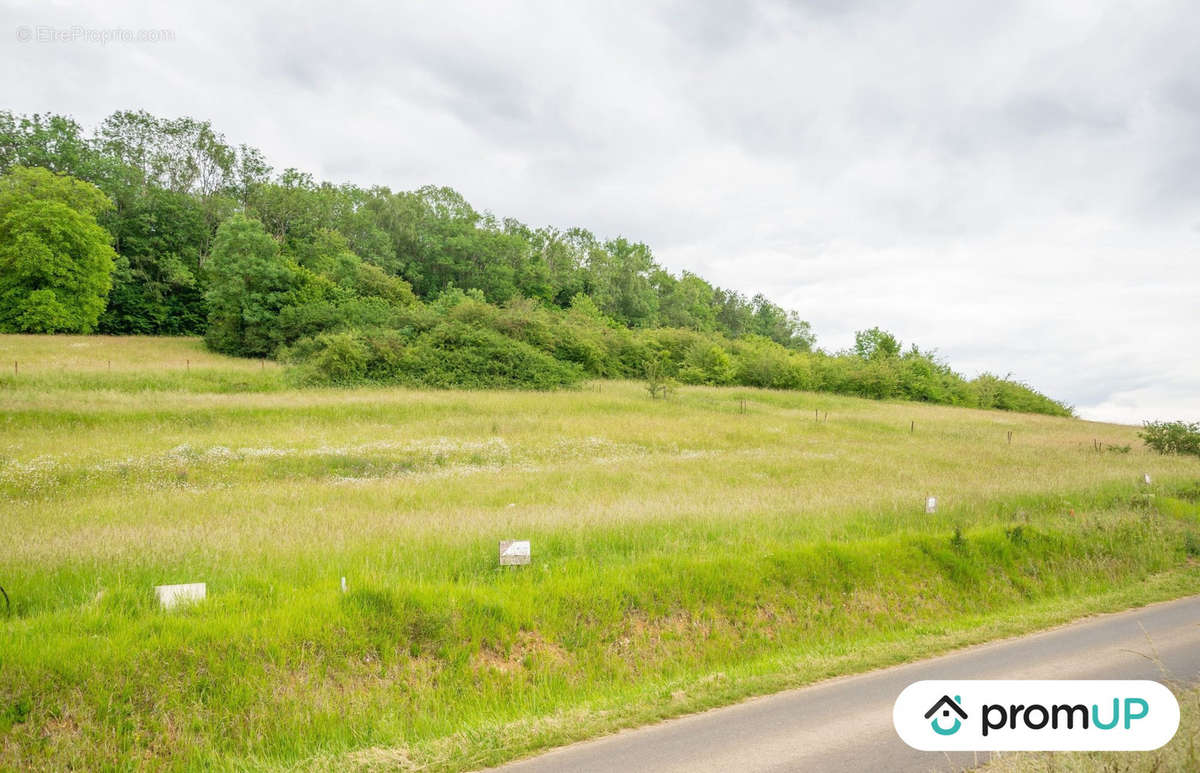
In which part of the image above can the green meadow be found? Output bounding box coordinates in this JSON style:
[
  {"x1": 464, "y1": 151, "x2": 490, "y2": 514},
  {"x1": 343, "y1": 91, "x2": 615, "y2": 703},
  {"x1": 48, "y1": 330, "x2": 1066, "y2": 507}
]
[{"x1": 1, "y1": 335, "x2": 1199, "y2": 771}]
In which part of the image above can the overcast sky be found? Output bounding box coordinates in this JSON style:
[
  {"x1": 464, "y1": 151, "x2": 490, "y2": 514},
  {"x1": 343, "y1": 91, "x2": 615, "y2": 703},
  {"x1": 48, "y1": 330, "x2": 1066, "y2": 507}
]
[{"x1": 3, "y1": 0, "x2": 1197, "y2": 424}]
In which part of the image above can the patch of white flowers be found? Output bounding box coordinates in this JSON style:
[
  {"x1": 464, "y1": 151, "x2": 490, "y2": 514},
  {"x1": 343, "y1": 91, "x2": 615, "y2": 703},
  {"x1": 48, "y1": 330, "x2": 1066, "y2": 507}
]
[{"x1": 1, "y1": 434, "x2": 652, "y2": 496}]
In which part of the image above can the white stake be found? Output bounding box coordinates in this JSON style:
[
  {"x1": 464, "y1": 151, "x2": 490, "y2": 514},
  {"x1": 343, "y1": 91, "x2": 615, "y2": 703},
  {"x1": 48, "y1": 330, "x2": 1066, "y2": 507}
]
[
  {"x1": 925, "y1": 496, "x2": 938, "y2": 514},
  {"x1": 499, "y1": 540, "x2": 531, "y2": 566},
  {"x1": 155, "y1": 582, "x2": 206, "y2": 610},
  {"x1": 340, "y1": 576, "x2": 348, "y2": 593}
]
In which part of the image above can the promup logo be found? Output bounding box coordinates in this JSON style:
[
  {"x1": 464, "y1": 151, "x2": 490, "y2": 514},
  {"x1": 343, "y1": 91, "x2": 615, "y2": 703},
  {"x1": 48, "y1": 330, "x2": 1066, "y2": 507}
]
[
  {"x1": 894, "y1": 680, "x2": 1179, "y2": 751},
  {"x1": 924, "y1": 694, "x2": 967, "y2": 735}
]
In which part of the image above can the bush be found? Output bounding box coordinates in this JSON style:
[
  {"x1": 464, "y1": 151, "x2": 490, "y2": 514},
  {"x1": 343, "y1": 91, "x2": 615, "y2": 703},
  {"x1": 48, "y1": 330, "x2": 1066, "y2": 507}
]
[
  {"x1": 896, "y1": 353, "x2": 959, "y2": 404},
  {"x1": 287, "y1": 323, "x2": 583, "y2": 390},
  {"x1": 971, "y1": 372, "x2": 1073, "y2": 417},
  {"x1": 639, "y1": 328, "x2": 710, "y2": 371},
  {"x1": 290, "y1": 332, "x2": 369, "y2": 385},
  {"x1": 678, "y1": 341, "x2": 735, "y2": 385},
  {"x1": 1140, "y1": 421, "x2": 1200, "y2": 457},
  {"x1": 400, "y1": 322, "x2": 582, "y2": 389},
  {"x1": 644, "y1": 357, "x2": 675, "y2": 399},
  {"x1": 493, "y1": 297, "x2": 626, "y2": 377}
]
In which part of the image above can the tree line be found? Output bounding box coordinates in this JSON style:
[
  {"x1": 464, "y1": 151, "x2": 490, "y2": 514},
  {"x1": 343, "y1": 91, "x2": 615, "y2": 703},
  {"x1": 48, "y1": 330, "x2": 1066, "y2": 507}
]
[{"x1": 0, "y1": 109, "x2": 1072, "y2": 416}]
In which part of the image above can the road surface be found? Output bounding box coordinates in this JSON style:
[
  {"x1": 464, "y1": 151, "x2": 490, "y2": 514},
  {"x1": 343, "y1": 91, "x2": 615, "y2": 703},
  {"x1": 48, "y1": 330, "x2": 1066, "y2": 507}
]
[{"x1": 490, "y1": 595, "x2": 1200, "y2": 773}]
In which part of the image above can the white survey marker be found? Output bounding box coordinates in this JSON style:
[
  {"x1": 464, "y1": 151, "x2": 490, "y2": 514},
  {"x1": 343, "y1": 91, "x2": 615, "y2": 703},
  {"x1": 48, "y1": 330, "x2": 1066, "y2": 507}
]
[
  {"x1": 499, "y1": 540, "x2": 531, "y2": 566},
  {"x1": 925, "y1": 496, "x2": 938, "y2": 514},
  {"x1": 155, "y1": 582, "x2": 206, "y2": 609}
]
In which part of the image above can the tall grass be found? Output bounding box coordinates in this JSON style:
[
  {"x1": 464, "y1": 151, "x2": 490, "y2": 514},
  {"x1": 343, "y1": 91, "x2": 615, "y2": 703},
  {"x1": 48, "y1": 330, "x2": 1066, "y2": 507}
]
[
  {"x1": 982, "y1": 684, "x2": 1200, "y2": 772},
  {"x1": 1, "y1": 335, "x2": 1198, "y2": 770}
]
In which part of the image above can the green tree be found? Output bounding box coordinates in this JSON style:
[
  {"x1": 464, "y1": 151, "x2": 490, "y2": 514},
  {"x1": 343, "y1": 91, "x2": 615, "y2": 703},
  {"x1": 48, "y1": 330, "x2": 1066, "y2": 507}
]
[
  {"x1": 95, "y1": 110, "x2": 241, "y2": 197},
  {"x1": 293, "y1": 228, "x2": 414, "y2": 305},
  {"x1": 655, "y1": 270, "x2": 717, "y2": 331},
  {"x1": 97, "y1": 186, "x2": 209, "y2": 334},
  {"x1": 330, "y1": 185, "x2": 395, "y2": 271},
  {"x1": 204, "y1": 215, "x2": 297, "y2": 356},
  {"x1": 0, "y1": 111, "x2": 98, "y2": 178},
  {"x1": 854, "y1": 327, "x2": 902, "y2": 360},
  {"x1": 503, "y1": 217, "x2": 554, "y2": 303},
  {"x1": 750, "y1": 294, "x2": 814, "y2": 351},
  {"x1": 0, "y1": 166, "x2": 116, "y2": 333},
  {"x1": 589, "y1": 237, "x2": 659, "y2": 327},
  {"x1": 355, "y1": 186, "x2": 423, "y2": 277},
  {"x1": 529, "y1": 227, "x2": 588, "y2": 306},
  {"x1": 713, "y1": 288, "x2": 755, "y2": 338}
]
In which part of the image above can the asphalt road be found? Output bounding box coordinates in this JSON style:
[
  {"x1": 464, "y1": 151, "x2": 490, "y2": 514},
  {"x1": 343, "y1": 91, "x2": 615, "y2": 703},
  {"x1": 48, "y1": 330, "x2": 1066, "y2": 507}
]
[{"x1": 489, "y1": 595, "x2": 1200, "y2": 773}]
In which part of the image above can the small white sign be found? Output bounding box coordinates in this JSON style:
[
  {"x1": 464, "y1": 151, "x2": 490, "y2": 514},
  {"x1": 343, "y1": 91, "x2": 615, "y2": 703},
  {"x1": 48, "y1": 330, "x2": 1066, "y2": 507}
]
[
  {"x1": 925, "y1": 496, "x2": 938, "y2": 514},
  {"x1": 499, "y1": 540, "x2": 531, "y2": 566},
  {"x1": 1144, "y1": 473, "x2": 1152, "y2": 484},
  {"x1": 155, "y1": 582, "x2": 206, "y2": 609}
]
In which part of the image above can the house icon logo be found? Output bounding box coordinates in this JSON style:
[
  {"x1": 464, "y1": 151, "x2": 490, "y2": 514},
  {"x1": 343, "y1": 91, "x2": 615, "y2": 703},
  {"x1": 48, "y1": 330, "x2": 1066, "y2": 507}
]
[{"x1": 924, "y1": 694, "x2": 967, "y2": 735}]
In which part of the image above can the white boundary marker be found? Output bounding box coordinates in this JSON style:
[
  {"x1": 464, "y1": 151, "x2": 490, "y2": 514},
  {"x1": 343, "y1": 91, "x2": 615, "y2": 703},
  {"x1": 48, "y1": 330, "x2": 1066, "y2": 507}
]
[
  {"x1": 155, "y1": 582, "x2": 206, "y2": 609},
  {"x1": 499, "y1": 540, "x2": 531, "y2": 566}
]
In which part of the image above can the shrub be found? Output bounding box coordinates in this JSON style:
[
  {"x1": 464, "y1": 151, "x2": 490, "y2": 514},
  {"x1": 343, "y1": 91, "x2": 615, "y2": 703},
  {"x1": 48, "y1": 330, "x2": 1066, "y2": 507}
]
[
  {"x1": 276, "y1": 296, "x2": 406, "y2": 345},
  {"x1": 290, "y1": 331, "x2": 369, "y2": 385},
  {"x1": 639, "y1": 328, "x2": 710, "y2": 371},
  {"x1": 1140, "y1": 421, "x2": 1200, "y2": 457},
  {"x1": 971, "y1": 372, "x2": 1073, "y2": 417},
  {"x1": 644, "y1": 357, "x2": 675, "y2": 399},
  {"x1": 288, "y1": 323, "x2": 583, "y2": 390},
  {"x1": 492, "y1": 297, "x2": 625, "y2": 376},
  {"x1": 678, "y1": 341, "x2": 735, "y2": 385},
  {"x1": 896, "y1": 352, "x2": 959, "y2": 404},
  {"x1": 402, "y1": 321, "x2": 582, "y2": 389},
  {"x1": 731, "y1": 336, "x2": 807, "y2": 389}
]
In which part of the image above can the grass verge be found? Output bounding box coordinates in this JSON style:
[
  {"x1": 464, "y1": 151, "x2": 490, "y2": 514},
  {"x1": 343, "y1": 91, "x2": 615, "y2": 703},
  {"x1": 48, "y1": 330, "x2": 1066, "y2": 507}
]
[{"x1": 981, "y1": 683, "x2": 1200, "y2": 773}]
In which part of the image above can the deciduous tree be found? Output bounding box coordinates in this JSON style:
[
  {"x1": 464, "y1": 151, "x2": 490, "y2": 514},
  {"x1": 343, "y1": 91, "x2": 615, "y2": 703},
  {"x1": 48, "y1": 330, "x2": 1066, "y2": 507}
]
[
  {"x1": 0, "y1": 166, "x2": 116, "y2": 333},
  {"x1": 204, "y1": 215, "x2": 298, "y2": 356}
]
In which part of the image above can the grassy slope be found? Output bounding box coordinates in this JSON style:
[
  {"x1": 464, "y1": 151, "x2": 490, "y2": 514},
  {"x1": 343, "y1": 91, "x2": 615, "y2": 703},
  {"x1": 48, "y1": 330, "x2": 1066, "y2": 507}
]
[
  {"x1": 982, "y1": 684, "x2": 1200, "y2": 772},
  {"x1": 1, "y1": 335, "x2": 1198, "y2": 770}
]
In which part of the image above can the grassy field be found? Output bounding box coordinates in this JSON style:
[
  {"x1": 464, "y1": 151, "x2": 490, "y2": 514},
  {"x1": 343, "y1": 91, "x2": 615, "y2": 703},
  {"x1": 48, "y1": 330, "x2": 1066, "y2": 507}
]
[
  {"x1": 983, "y1": 684, "x2": 1200, "y2": 772},
  {"x1": 1, "y1": 334, "x2": 1199, "y2": 771}
]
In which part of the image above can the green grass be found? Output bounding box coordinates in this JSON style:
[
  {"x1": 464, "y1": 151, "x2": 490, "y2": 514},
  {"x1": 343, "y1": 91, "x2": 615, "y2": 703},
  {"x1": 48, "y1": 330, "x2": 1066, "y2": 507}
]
[
  {"x1": 1, "y1": 335, "x2": 1199, "y2": 770},
  {"x1": 981, "y1": 683, "x2": 1200, "y2": 772}
]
